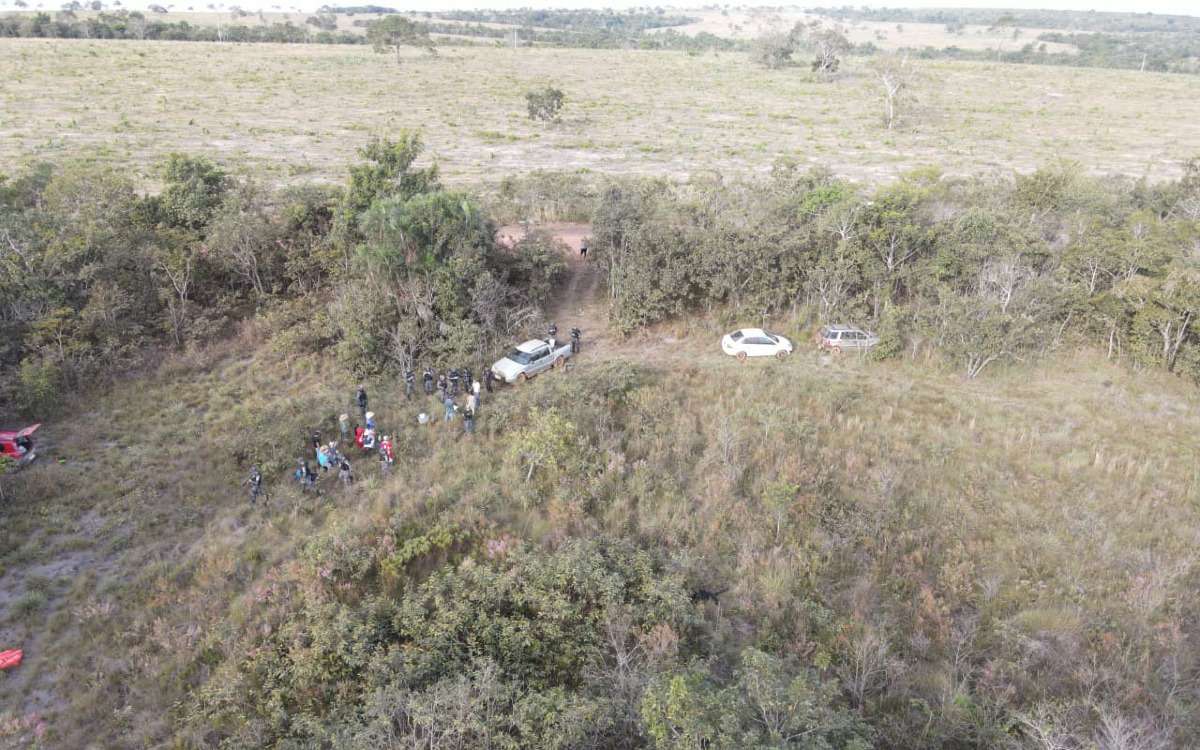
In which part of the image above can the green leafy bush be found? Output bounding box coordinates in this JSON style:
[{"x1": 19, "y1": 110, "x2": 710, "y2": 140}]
[{"x1": 525, "y1": 86, "x2": 566, "y2": 122}]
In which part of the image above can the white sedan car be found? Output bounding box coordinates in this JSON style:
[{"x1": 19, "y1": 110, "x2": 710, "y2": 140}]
[{"x1": 721, "y1": 328, "x2": 793, "y2": 361}]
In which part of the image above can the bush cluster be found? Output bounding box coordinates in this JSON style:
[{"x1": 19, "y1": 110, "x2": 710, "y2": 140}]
[
  {"x1": 0, "y1": 133, "x2": 562, "y2": 416},
  {"x1": 592, "y1": 159, "x2": 1200, "y2": 381}
]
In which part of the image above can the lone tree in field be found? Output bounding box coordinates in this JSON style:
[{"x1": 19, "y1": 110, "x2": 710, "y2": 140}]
[
  {"x1": 751, "y1": 30, "x2": 795, "y2": 69},
  {"x1": 805, "y1": 26, "x2": 851, "y2": 75},
  {"x1": 788, "y1": 21, "x2": 851, "y2": 75},
  {"x1": 525, "y1": 86, "x2": 565, "y2": 122},
  {"x1": 871, "y1": 52, "x2": 917, "y2": 130},
  {"x1": 368, "y1": 15, "x2": 435, "y2": 64}
]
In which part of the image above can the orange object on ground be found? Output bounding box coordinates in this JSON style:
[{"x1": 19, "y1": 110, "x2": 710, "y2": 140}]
[{"x1": 0, "y1": 649, "x2": 23, "y2": 670}]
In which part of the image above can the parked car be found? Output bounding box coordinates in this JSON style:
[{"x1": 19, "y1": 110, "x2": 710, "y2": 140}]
[
  {"x1": 816, "y1": 324, "x2": 879, "y2": 353},
  {"x1": 491, "y1": 338, "x2": 574, "y2": 383},
  {"x1": 721, "y1": 328, "x2": 794, "y2": 361},
  {"x1": 0, "y1": 424, "x2": 40, "y2": 466}
]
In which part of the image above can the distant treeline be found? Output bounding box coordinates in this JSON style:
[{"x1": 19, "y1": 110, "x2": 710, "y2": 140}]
[
  {"x1": 320, "y1": 4, "x2": 396, "y2": 14},
  {"x1": 898, "y1": 31, "x2": 1200, "y2": 75},
  {"x1": 0, "y1": 9, "x2": 740, "y2": 52},
  {"x1": 414, "y1": 19, "x2": 740, "y2": 52},
  {"x1": 0, "y1": 10, "x2": 366, "y2": 44},
  {"x1": 811, "y1": 5, "x2": 1200, "y2": 34},
  {"x1": 428, "y1": 8, "x2": 696, "y2": 33}
]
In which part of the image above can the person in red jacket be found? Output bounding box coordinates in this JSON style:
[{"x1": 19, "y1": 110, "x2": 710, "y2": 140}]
[{"x1": 379, "y1": 435, "x2": 395, "y2": 474}]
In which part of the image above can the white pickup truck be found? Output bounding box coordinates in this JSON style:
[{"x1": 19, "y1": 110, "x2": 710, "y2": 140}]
[{"x1": 491, "y1": 338, "x2": 574, "y2": 383}]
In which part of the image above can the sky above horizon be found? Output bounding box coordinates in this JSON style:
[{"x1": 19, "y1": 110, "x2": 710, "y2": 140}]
[{"x1": 2, "y1": 0, "x2": 1196, "y2": 19}]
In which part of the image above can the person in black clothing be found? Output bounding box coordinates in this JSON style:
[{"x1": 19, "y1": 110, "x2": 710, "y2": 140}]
[
  {"x1": 423, "y1": 367, "x2": 435, "y2": 395},
  {"x1": 356, "y1": 384, "x2": 368, "y2": 421},
  {"x1": 579, "y1": 240, "x2": 588, "y2": 259},
  {"x1": 484, "y1": 368, "x2": 495, "y2": 394},
  {"x1": 404, "y1": 368, "x2": 415, "y2": 400},
  {"x1": 463, "y1": 405, "x2": 476, "y2": 435},
  {"x1": 448, "y1": 369, "x2": 460, "y2": 396},
  {"x1": 570, "y1": 327, "x2": 581, "y2": 354},
  {"x1": 310, "y1": 430, "x2": 322, "y2": 459},
  {"x1": 243, "y1": 465, "x2": 265, "y2": 504}
]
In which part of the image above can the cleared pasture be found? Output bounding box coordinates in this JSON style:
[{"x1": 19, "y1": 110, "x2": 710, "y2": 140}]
[{"x1": 1, "y1": 38, "x2": 1198, "y2": 188}]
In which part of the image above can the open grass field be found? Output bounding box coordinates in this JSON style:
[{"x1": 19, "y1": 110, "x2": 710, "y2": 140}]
[
  {"x1": 5, "y1": 294, "x2": 1200, "y2": 744},
  {"x1": 4, "y1": 25, "x2": 1200, "y2": 745},
  {"x1": 2, "y1": 38, "x2": 1198, "y2": 188}
]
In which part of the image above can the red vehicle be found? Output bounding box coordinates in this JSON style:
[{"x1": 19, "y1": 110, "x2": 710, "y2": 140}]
[{"x1": 0, "y1": 424, "x2": 40, "y2": 466}]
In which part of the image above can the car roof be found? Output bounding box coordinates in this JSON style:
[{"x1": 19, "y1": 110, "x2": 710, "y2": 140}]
[
  {"x1": 516, "y1": 339, "x2": 548, "y2": 353},
  {"x1": 736, "y1": 328, "x2": 766, "y2": 336},
  {"x1": 824, "y1": 324, "x2": 860, "y2": 332},
  {"x1": 0, "y1": 424, "x2": 39, "y2": 441}
]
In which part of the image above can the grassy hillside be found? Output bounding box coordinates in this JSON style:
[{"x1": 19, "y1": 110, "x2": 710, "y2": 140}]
[
  {"x1": 3, "y1": 310, "x2": 1200, "y2": 746},
  {"x1": 2, "y1": 39, "x2": 1198, "y2": 188}
]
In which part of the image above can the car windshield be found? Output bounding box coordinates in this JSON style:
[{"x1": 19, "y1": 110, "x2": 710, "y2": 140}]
[
  {"x1": 763, "y1": 332, "x2": 780, "y2": 343},
  {"x1": 507, "y1": 349, "x2": 535, "y2": 364}
]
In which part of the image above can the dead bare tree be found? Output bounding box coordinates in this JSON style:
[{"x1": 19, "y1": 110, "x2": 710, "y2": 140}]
[
  {"x1": 838, "y1": 626, "x2": 890, "y2": 710},
  {"x1": 158, "y1": 249, "x2": 194, "y2": 348},
  {"x1": 871, "y1": 52, "x2": 916, "y2": 130}
]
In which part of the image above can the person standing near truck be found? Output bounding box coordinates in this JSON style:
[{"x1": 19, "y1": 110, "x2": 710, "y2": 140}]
[
  {"x1": 404, "y1": 368, "x2": 415, "y2": 400},
  {"x1": 423, "y1": 367, "x2": 435, "y2": 395}
]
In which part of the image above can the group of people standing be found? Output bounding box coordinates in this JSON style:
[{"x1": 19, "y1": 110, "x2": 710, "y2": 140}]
[{"x1": 243, "y1": 323, "x2": 582, "y2": 504}]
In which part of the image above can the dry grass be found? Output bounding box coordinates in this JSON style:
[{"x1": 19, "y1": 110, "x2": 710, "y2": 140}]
[
  {"x1": 3, "y1": 304, "x2": 1200, "y2": 744},
  {"x1": 2, "y1": 38, "x2": 1197, "y2": 189}
]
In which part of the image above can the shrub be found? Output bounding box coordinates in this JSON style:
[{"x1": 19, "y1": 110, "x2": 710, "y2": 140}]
[
  {"x1": 16, "y1": 356, "x2": 62, "y2": 417},
  {"x1": 525, "y1": 86, "x2": 566, "y2": 122}
]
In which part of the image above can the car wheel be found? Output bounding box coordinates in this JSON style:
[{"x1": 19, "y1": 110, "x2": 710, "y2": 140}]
[
  {"x1": 553, "y1": 357, "x2": 564, "y2": 369},
  {"x1": 736, "y1": 351, "x2": 747, "y2": 362},
  {"x1": 518, "y1": 372, "x2": 529, "y2": 383},
  {"x1": 775, "y1": 350, "x2": 789, "y2": 360},
  {"x1": 831, "y1": 346, "x2": 842, "y2": 355}
]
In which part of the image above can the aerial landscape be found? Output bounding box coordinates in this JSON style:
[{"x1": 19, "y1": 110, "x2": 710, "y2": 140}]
[{"x1": 2, "y1": 1, "x2": 1200, "y2": 747}]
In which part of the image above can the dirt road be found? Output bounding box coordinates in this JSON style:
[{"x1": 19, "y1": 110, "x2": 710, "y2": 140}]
[{"x1": 498, "y1": 222, "x2": 611, "y2": 351}]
